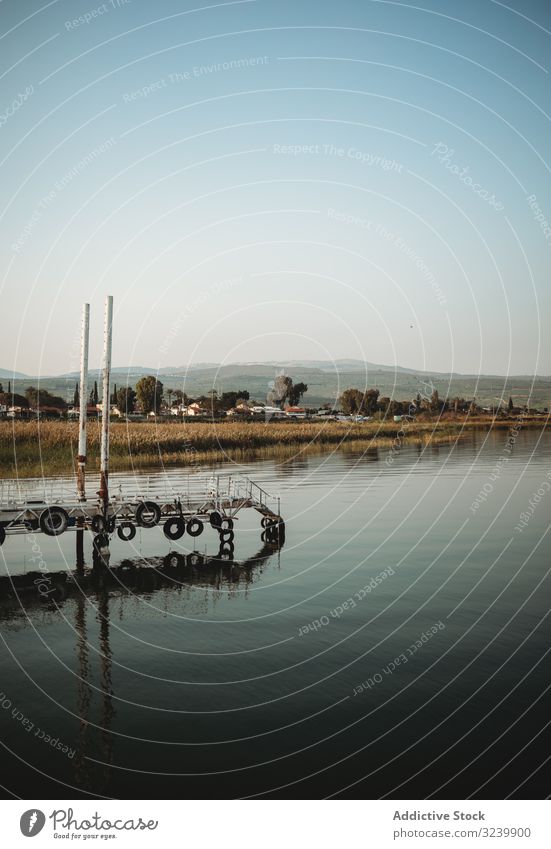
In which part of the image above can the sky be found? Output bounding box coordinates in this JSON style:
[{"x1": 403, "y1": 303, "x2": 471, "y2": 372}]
[{"x1": 0, "y1": 0, "x2": 550, "y2": 377}]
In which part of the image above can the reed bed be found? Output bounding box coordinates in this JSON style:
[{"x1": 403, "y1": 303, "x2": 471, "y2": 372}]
[{"x1": 0, "y1": 417, "x2": 546, "y2": 478}]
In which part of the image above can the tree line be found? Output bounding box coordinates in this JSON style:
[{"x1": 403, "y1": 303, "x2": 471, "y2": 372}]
[
  {"x1": 0, "y1": 376, "x2": 309, "y2": 416},
  {"x1": 1, "y1": 377, "x2": 535, "y2": 418},
  {"x1": 338, "y1": 387, "x2": 527, "y2": 416}
]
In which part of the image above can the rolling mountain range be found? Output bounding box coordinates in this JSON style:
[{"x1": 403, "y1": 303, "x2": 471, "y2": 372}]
[{"x1": 2, "y1": 360, "x2": 549, "y2": 408}]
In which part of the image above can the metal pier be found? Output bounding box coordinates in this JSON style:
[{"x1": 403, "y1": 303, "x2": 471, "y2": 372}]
[
  {"x1": 0, "y1": 472, "x2": 284, "y2": 547},
  {"x1": 0, "y1": 297, "x2": 284, "y2": 554}
]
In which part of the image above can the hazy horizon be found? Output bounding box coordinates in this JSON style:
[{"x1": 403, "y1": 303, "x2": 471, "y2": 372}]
[{"x1": 1, "y1": 356, "x2": 550, "y2": 381}]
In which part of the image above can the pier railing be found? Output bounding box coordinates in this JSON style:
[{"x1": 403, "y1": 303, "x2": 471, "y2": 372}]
[
  {"x1": 0, "y1": 472, "x2": 279, "y2": 514},
  {"x1": 0, "y1": 476, "x2": 80, "y2": 506}
]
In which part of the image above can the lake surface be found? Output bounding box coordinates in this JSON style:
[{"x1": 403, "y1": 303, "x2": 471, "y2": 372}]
[{"x1": 1, "y1": 427, "x2": 550, "y2": 799}]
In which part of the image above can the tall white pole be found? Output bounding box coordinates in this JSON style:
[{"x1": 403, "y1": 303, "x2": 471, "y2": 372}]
[
  {"x1": 99, "y1": 295, "x2": 113, "y2": 515},
  {"x1": 77, "y1": 303, "x2": 90, "y2": 501}
]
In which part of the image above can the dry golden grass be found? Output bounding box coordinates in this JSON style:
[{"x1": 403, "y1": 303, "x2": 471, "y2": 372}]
[{"x1": 0, "y1": 416, "x2": 546, "y2": 477}]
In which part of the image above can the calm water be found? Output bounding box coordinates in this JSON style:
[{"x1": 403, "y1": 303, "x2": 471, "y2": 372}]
[{"x1": 1, "y1": 428, "x2": 550, "y2": 799}]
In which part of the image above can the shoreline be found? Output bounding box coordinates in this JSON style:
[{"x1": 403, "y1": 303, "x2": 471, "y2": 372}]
[{"x1": 0, "y1": 416, "x2": 546, "y2": 479}]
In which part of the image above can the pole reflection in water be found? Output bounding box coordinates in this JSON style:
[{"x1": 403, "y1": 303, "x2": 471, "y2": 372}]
[
  {"x1": 96, "y1": 582, "x2": 115, "y2": 792},
  {"x1": 0, "y1": 537, "x2": 284, "y2": 793},
  {"x1": 73, "y1": 592, "x2": 91, "y2": 791}
]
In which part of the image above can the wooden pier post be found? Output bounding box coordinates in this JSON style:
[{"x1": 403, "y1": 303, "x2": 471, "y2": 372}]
[
  {"x1": 98, "y1": 295, "x2": 113, "y2": 519},
  {"x1": 76, "y1": 303, "x2": 90, "y2": 569}
]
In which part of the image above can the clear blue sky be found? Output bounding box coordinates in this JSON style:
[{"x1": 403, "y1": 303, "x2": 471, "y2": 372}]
[{"x1": 0, "y1": 0, "x2": 549, "y2": 376}]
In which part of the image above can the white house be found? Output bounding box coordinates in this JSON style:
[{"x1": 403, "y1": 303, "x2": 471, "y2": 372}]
[
  {"x1": 259, "y1": 406, "x2": 287, "y2": 419},
  {"x1": 183, "y1": 402, "x2": 207, "y2": 417}
]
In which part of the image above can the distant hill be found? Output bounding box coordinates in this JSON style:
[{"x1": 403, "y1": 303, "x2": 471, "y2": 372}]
[
  {"x1": 58, "y1": 366, "x2": 155, "y2": 379},
  {"x1": 0, "y1": 368, "x2": 28, "y2": 379},
  {"x1": 3, "y1": 360, "x2": 550, "y2": 408}
]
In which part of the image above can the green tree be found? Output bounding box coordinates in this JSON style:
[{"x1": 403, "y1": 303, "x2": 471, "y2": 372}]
[
  {"x1": 73, "y1": 382, "x2": 79, "y2": 407},
  {"x1": 221, "y1": 391, "x2": 238, "y2": 410},
  {"x1": 220, "y1": 390, "x2": 251, "y2": 410},
  {"x1": 89, "y1": 380, "x2": 99, "y2": 406},
  {"x1": 116, "y1": 385, "x2": 136, "y2": 415},
  {"x1": 25, "y1": 386, "x2": 67, "y2": 410},
  {"x1": 282, "y1": 376, "x2": 293, "y2": 405},
  {"x1": 508, "y1": 396, "x2": 514, "y2": 412},
  {"x1": 289, "y1": 382, "x2": 308, "y2": 406},
  {"x1": 135, "y1": 376, "x2": 163, "y2": 414},
  {"x1": 388, "y1": 399, "x2": 404, "y2": 416},
  {"x1": 340, "y1": 387, "x2": 379, "y2": 415},
  {"x1": 0, "y1": 391, "x2": 27, "y2": 408},
  {"x1": 378, "y1": 396, "x2": 390, "y2": 412},
  {"x1": 340, "y1": 388, "x2": 364, "y2": 415},
  {"x1": 364, "y1": 388, "x2": 380, "y2": 414}
]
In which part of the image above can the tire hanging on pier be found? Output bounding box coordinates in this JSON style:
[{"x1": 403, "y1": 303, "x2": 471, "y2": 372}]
[
  {"x1": 0, "y1": 525, "x2": 5, "y2": 546},
  {"x1": 163, "y1": 517, "x2": 186, "y2": 540},
  {"x1": 219, "y1": 529, "x2": 234, "y2": 543},
  {"x1": 39, "y1": 507, "x2": 69, "y2": 537},
  {"x1": 117, "y1": 522, "x2": 136, "y2": 541},
  {"x1": 209, "y1": 511, "x2": 222, "y2": 529},
  {"x1": 187, "y1": 518, "x2": 204, "y2": 537},
  {"x1": 91, "y1": 514, "x2": 115, "y2": 534},
  {"x1": 135, "y1": 501, "x2": 161, "y2": 528}
]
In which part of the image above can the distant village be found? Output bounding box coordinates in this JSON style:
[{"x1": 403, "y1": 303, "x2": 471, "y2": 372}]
[
  {"x1": 0, "y1": 372, "x2": 548, "y2": 422},
  {"x1": 0, "y1": 371, "x2": 545, "y2": 422}
]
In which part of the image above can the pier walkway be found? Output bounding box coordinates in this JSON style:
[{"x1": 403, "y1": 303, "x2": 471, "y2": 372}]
[{"x1": 0, "y1": 472, "x2": 284, "y2": 546}]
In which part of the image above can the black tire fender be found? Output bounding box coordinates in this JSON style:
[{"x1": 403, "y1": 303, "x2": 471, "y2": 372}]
[
  {"x1": 92, "y1": 514, "x2": 115, "y2": 533},
  {"x1": 135, "y1": 501, "x2": 161, "y2": 528},
  {"x1": 117, "y1": 522, "x2": 136, "y2": 542},
  {"x1": 209, "y1": 511, "x2": 222, "y2": 529},
  {"x1": 219, "y1": 529, "x2": 234, "y2": 543},
  {"x1": 39, "y1": 507, "x2": 69, "y2": 537},
  {"x1": 163, "y1": 517, "x2": 186, "y2": 540},
  {"x1": 187, "y1": 518, "x2": 204, "y2": 537}
]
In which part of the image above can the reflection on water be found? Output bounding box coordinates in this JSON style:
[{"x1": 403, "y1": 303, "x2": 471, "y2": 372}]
[
  {"x1": 0, "y1": 429, "x2": 549, "y2": 799},
  {"x1": 0, "y1": 542, "x2": 282, "y2": 623},
  {"x1": 0, "y1": 541, "x2": 283, "y2": 797},
  {"x1": 74, "y1": 593, "x2": 91, "y2": 792}
]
